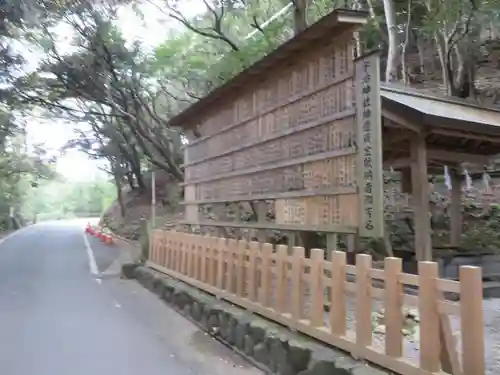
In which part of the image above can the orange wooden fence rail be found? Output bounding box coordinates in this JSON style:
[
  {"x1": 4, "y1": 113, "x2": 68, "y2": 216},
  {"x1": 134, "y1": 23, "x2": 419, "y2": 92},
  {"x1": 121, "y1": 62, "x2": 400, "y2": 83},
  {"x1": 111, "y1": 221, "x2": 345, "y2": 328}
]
[{"x1": 148, "y1": 230, "x2": 485, "y2": 375}]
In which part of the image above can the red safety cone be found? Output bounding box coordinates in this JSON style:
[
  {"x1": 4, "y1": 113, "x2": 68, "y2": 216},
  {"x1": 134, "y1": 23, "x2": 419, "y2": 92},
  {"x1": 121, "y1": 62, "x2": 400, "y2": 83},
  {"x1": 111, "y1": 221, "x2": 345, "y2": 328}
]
[{"x1": 105, "y1": 235, "x2": 113, "y2": 245}]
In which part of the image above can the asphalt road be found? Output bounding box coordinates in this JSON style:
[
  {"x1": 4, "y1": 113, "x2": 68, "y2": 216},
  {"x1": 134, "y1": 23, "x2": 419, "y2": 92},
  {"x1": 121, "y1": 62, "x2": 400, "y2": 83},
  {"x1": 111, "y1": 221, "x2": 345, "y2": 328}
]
[{"x1": 0, "y1": 221, "x2": 262, "y2": 375}]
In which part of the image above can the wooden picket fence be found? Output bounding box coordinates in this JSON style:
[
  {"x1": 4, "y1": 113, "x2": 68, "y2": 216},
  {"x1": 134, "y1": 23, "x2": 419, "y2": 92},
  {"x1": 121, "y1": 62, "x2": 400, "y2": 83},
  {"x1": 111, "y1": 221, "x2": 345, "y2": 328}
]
[{"x1": 148, "y1": 230, "x2": 485, "y2": 375}]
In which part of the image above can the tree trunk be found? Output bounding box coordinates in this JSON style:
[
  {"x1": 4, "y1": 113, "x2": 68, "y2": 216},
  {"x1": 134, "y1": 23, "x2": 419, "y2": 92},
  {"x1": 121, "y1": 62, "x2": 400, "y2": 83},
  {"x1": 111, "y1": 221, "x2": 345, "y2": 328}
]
[
  {"x1": 114, "y1": 172, "x2": 126, "y2": 217},
  {"x1": 135, "y1": 171, "x2": 146, "y2": 190},
  {"x1": 401, "y1": 0, "x2": 412, "y2": 85},
  {"x1": 416, "y1": 34, "x2": 427, "y2": 80},
  {"x1": 293, "y1": 0, "x2": 309, "y2": 35},
  {"x1": 382, "y1": 0, "x2": 399, "y2": 82},
  {"x1": 126, "y1": 172, "x2": 135, "y2": 190}
]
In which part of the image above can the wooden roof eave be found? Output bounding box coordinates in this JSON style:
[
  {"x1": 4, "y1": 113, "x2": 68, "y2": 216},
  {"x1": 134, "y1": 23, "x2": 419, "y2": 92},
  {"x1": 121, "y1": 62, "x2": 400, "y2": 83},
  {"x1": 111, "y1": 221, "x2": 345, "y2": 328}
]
[{"x1": 167, "y1": 9, "x2": 369, "y2": 129}]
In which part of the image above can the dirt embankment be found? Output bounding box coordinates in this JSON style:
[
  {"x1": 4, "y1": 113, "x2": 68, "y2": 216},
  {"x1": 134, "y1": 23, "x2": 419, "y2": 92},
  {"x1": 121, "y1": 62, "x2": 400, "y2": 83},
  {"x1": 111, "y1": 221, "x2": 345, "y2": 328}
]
[{"x1": 100, "y1": 171, "x2": 183, "y2": 240}]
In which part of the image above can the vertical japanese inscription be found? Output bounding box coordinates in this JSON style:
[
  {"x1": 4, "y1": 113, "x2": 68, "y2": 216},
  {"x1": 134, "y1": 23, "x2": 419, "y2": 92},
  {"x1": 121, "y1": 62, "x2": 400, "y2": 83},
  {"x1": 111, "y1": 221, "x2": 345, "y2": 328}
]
[{"x1": 355, "y1": 53, "x2": 384, "y2": 238}]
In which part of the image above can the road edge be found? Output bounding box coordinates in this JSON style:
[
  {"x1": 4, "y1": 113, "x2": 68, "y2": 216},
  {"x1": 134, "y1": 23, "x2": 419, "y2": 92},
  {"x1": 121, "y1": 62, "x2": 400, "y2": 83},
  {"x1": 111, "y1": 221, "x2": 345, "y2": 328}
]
[{"x1": 0, "y1": 225, "x2": 32, "y2": 246}]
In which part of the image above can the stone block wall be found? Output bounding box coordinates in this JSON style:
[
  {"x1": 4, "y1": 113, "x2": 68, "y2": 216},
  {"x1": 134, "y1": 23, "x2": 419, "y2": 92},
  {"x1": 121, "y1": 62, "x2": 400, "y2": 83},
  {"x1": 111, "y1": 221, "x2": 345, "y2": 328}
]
[{"x1": 122, "y1": 264, "x2": 389, "y2": 375}]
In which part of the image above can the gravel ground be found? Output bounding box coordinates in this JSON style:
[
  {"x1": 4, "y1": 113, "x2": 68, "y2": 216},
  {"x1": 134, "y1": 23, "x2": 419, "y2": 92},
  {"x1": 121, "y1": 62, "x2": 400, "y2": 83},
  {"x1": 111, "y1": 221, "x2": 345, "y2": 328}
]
[
  {"x1": 335, "y1": 296, "x2": 500, "y2": 375},
  {"x1": 479, "y1": 299, "x2": 500, "y2": 374},
  {"x1": 266, "y1": 273, "x2": 500, "y2": 375}
]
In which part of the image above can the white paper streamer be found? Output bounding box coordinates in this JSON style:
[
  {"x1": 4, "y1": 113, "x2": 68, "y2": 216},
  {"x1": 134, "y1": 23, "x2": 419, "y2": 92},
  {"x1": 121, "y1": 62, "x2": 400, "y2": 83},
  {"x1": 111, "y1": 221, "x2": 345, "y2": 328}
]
[
  {"x1": 464, "y1": 169, "x2": 472, "y2": 190},
  {"x1": 444, "y1": 165, "x2": 452, "y2": 190},
  {"x1": 483, "y1": 170, "x2": 492, "y2": 192}
]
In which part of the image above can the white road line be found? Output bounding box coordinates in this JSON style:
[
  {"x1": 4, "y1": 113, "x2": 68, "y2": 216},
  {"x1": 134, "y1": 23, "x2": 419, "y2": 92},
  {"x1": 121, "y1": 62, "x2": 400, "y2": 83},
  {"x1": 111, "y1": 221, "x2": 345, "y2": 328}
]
[{"x1": 83, "y1": 232, "x2": 100, "y2": 278}]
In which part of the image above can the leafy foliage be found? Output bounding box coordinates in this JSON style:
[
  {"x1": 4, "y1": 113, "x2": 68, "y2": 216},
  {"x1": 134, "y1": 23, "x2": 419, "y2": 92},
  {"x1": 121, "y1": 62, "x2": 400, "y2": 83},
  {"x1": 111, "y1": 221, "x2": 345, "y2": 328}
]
[
  {"x1": 2, "y1": 0, "x2": 500, "y2": 254},
  {"x1": 21, "y1": 178, "x2": 117, "y2": 221}
]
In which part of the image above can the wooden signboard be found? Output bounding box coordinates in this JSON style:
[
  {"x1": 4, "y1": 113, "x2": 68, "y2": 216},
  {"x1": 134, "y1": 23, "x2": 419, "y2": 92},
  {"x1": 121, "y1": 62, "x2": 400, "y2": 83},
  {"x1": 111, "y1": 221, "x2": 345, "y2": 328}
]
[
  {"x1": 179, "y1": 10, "x2": 383, "y2": 237},
  {"x1": 355, "y1": 52, "x2": 384, "y2": 238}
]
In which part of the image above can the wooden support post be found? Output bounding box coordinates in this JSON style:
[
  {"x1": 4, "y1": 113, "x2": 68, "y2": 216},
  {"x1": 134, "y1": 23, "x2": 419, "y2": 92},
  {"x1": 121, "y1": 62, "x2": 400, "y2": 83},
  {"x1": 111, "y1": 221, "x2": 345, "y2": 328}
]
[
  {"x1": 418, "y1": 261, "x2": 441, "y2": 372},
  {"x1": 326, "y1": 233, "x2": 338, "y2": 260},
  {"x1": 226, "y1": 239, "x2": 237, "y2": 293},
  {"x1": 410, "y1": 134, "x2": 432, "y2": 261},
  {"x1": 291, "y1": 246, "x2": 305, "y2": 319},
  {"x1": 330, "y1": 251, "x2": 346, "y2": 335},
  {"x1": 460, "y1": 266, "x2": 485, "y2": 375},
  {"x1": 236, "y1": 240, "x2": 246, "y2": 297},
  {"x1": 248, "y1": 242, "x2": 259, "y2": 302},
  {"x1": 450, "y1": 169, "x2": 462, "y2": 247},
  {"x1": 355, "y1": 254, "x2": 373, "y2": 349},
  {"x1": 309, "y1": 248, "x2": 325, "y2": 327},
  {"x1": 260, "y1": 243, "x2": 273, "y2": 307},
  {"x1": 275, "y1": 245, "x2": 288, "y2": 312},
  {"x1": 384, "y1": 257, "x2": 403, "y2": 358}
]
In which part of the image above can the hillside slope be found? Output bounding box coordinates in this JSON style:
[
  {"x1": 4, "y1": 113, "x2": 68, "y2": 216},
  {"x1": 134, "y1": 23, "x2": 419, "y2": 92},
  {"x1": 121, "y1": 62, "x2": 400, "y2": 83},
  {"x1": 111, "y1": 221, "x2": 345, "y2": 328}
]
[{"x1": 100, "y1": 171, "x2": 183, "y2": 239}]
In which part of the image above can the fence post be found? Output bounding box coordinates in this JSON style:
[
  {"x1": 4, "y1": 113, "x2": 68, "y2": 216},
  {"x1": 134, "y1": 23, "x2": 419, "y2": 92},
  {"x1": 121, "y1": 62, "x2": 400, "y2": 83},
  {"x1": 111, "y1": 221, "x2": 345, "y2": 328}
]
[
  {"x1": 216, "y1": 238, "x2": 226, "y2": 290},
  {"x1": 174, "y1": 233, "x2": 180, "y2": 272},
  {"x1": 185, "y1": 235, "x2": 191, "y2": 276},
  {"x1": 161, "y1": 231, "x2": 168, "y2": 267},
  {"x1": 185, "y1": 235, "x2": 193, "y2": 276},
  {"x1": 291, "y1": 246, "x2": 305, "y2": 320},
  {"x1": 155, "y1": 231, "x2": 160, "y2": 266},
  {"x1": 384, "y1": 257, "x2": 403, "y2": 358},
  {"x1": 226, "y1": 239, "x2": 237, "y2": 294},
  {"x1": 194, "y1": 239, "x2": 205, "y2": 282},
  {"x1": 164, "y1": 233, "x2": 170, "y2": 266},
  {"x1": 166, "y1": 234, "x2": 173, "y2": 269},
  {"x1": 330, "y1": 251, "x2": 346, "y2": 335},
  {"x1": 149, "y1": 230, "x2": 154, "y2": 263},
  {"x1": 275, "y1": 245, "x2": 288, "y2": 312},
  {"x1": 191, "y1": 235, "x2": 198, "y2": 278},
  {"x1": 248, "y1": 242, "x2": 259, "y2": 302},
  {"x1": 236, "y1": 240, "x2": 246, "y2": 297},
  {"x1": 178, "y1": 234, "x2": 186, "y2": 274},
  {"x1": 177, "y1": 234, "x2": 184, "y2": 273},
  {"x1": 208, "y1": 237, "x2": 217, "y2": 286},
  {"x1": 259, "y1": 243, "x2": 273, "y2": 307},
  {"x1": 355, "y1": 253, "x2": 372, "y2": 349},
  {"x1": 310, "y1": 248, "x2": 325, "y2": 327},
  {"x1": 418, "y1": 261, "x2": 441, "y2": 372},
  {"x1": 200, "y1": 236, "x2": 208, "y2": 283},
  {"x1": 186, "y1": 234, "x2": 192, "y2": 276},
  {"x1": 460, "y1": 266, "x2": 485, "y2": 375}
]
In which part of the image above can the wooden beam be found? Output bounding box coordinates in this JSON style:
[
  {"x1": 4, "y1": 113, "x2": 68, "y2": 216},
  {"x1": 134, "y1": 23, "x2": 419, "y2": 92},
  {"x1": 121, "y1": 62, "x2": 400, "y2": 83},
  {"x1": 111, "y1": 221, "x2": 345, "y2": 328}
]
[
  {"x1": 427, "y1": 149, "x2": 490, "y2": 165},
  {"x1": 385, "y1": 150, "x2": 490, "y2": 169},
  {"x1": 410, "y1": 133, "x2": 432, "y2": 261},
  {"x1": 383, "y1": 158, "x2": 411, "y2": 169},
  {"x1": 384, "y1": 131, "x2": 412, "y2": 147},
  {"x1": 382, "y1": 109, "x2": 423, "y2": 133},
  {"x1": 384, "y1": 153, "x2": 490, "y2": 169},
  {"x1": 431, "y1": 128, "x2": 500, "y2": 144}
]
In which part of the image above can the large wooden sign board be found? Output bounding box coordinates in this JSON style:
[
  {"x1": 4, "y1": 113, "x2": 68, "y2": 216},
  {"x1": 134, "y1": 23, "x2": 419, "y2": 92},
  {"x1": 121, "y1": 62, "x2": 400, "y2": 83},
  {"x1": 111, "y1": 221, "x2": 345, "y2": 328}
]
[{"x1": 181, "y1": 23, "x2": 384, "y2": 238}]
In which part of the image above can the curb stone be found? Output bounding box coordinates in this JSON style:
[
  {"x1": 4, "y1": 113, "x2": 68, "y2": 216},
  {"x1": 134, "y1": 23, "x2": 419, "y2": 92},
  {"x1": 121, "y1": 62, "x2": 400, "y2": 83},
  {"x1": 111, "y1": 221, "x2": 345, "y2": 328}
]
[{"x1": 126, "y1": 265, "x2": 393, "y2": 375}]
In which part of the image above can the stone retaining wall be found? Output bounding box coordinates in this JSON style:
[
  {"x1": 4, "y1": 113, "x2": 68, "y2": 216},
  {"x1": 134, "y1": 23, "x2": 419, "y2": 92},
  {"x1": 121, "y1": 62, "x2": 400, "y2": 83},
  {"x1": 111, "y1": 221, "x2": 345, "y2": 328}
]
[{"x1": 122, "y1": 263, "x2": 391, "y2": 375}]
